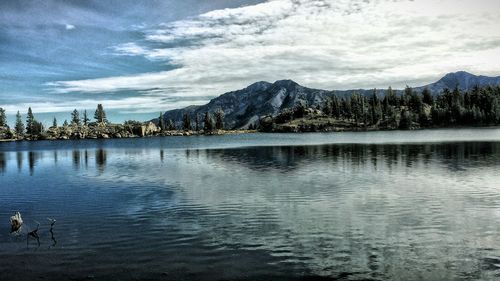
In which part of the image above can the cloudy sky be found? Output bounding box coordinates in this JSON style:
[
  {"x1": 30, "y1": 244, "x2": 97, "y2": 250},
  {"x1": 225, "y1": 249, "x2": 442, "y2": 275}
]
[{"x1": 1, "y1": 0, "x2": 500, "y2": 124}]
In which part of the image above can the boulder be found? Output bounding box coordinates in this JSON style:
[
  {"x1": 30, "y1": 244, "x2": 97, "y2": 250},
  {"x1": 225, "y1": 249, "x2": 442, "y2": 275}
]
[{"x1": 140, "y1": 122, "x2": 159, "y2": 137}]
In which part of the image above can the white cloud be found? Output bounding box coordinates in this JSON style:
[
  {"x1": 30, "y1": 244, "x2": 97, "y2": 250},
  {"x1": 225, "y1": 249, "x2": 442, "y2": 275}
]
[
  {"x1": 48, "y1": 0, "x2": 500, "y2": 113},
  {"x1": 65, "y1": 24, "x2": 75, "y2": 30},
  {"x1": 2, "y1": 95, "x2": 209, "y2": 115}
]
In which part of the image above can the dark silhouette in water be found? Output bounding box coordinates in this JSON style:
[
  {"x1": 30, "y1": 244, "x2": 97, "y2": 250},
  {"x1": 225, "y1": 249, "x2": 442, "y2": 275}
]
[
  {"x1": 48, "y1": 218, "x2": 57, "y2": 248},
  {"x1": 96, "y1": 148, "x2": 107, "y2": 173},
  {"x1": 27, "y1": 222, "x2": 40, "y2": 248}
]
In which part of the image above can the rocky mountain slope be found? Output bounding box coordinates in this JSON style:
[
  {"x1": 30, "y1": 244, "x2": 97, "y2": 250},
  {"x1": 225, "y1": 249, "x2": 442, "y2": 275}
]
[{"x1": 160, "y1": 71, "x2": 500, "y2": 129}]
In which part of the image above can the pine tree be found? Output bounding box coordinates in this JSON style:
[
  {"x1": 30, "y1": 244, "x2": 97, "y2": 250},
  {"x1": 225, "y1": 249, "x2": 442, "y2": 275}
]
[
  {"x1": 82, "y1": 110, "x2": 90, "y2": 125},
  {"x1": 52, "y1": 117, "x2": 57, "y2": 128},
  {"x1": 399, "y1": 109, "x2": 411, "y2": 129},
  {"x1": 215, "y1": 110, "x2": 224, "y2": 130},
  {"x1": 204, "y1": 112, "x2": 213, "y2": 132},
  {"x1": 422, "y1": 87, "x2": 433, "y2": 105},
  {"x1": 322, "y1": 99, "x2": 332, "y2": 116},
  {"x1": 402, "y1": 85, "x2": 413, "y2": 107},
  {"x1": 369, "y1": 90, "x2": 382, "y2": 125},
  {"x1": 409, "y1": 91, "x2": 423, "y2": 113},
  {"x1": 26, "y1": 107, "x2": 35, "y2": 135},
  {"x1": 158, "y1": 112, "x2": 165, "y2": 131},
  {"x1": 0, "y1": 107, "x2": 6, "y2": 127},
  {"x1": 166, "y1": 119, "x2": 175, "y2": 130},
  {"x1": 94, "y1": 104, "x2": 107, "y2": 124},
  {"x1": 382, "y1": 95, "x2": 390, "y2": 118},
  {"x1": 195, "y1": 114, "x2": 201, "y2": 131},
  {"x1": 15, "y1": 111, "x2": 24, "y2": 136},
  {"x1": 63, "y1": 120, "x2": 69, "y2": 127},
  {"x1": 71, "y1": 109, "x2": 80, "y2": 125},
  {"x1": 182, "y1": 113, "x2": 191, "y2": 131},
  {"x1": 341, "y1": 98, "x2": 351, "y2": 119},
  {"x1": 387, "y1": 86, "x2": 398, "y2": 106},
  {"x1": 331, "y1": 95, "x2": 341, "y2": 118},
  {"x1": 32, "y1": 120, "x2": 43, "y2": 135}
]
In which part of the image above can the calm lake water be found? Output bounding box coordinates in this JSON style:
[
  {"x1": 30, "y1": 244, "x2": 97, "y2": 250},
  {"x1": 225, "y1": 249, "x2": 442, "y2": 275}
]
[{"x1": 1, "y1": 128, "x2": 500, "y2": 281}]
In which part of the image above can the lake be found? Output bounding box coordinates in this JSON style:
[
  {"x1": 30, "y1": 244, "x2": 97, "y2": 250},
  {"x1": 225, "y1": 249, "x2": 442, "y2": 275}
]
[{"x1": 1, "y1": 128, "x2": 500, "y2": 281}]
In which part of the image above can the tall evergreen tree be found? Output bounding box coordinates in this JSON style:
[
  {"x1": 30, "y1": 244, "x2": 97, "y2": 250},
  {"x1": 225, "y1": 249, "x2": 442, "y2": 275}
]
[
  {"x1": 182, "y1": 113, "x2": 191, "y2": 130},
  {"x1": 204, "y1": 112, "x2": 213, "y2": 132},
  {"x1": 158, "y1": 112, "x2": 165, "y2": 131},
  {"x1": 369, "y1": 90, "x2": 382, "y2": 125},
  {"x1": 166, "y1": 119, "x2": 175, "y2": 130},
  {"x1": 331, "y1": 95, "x2": 341, "y2": 118},
  {"x1": 71, "y1": 109, "x2": 80, "y2": 125},
  {"x1": 32, "y1": 120, "x2": 44, "y2": 135},
  {"x1": 387, "y1": 86, "x2": 398, "y2": 106},
  {"x1": 15, "y1": 111, "x2": 24, "y2": 136},
  {"x1": 422, "y1": 87, "x2": 433, "y2": 105},
  {"x1": 82, "y1": 110, "x2": 90, "y2": 125},
  {"x1": 94, "y1": 104, "x2": 107, "y2": 124},
  {"x1": 195, "y1": 114, "x2": 201, "y2": 131},
  {"x1": 409, "y1": 91, "x2": 423, "y2": 113},
  {"x1": 341, "y1": 98, "x2": 351, "y2": 119},
  {"x1": 52, "y1": 117, "x2": 58, "y2": 128},
  {"x1": 26, "y1": 107, "x2": 35, "y2": 135},
  {"x1": 0, "y1": 107, "x2": 6, "y2": 127},
  {"x1": 215, "y1": 110, "x2": 224, "y2": 130},
  {"x1": 399, "y1": 109, "x2": 411, "y2": 129}
]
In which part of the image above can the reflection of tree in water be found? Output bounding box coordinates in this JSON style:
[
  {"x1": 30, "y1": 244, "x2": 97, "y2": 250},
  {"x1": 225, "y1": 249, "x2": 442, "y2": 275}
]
[
  {"x1": 84, "y1": 150, "x2": 89, "y2": 169},
  {"x1": 28, "y1": 151, "x2": 41, "y2": 176},
  {"x1": 72, "y1": 150, "x2": 80, "y2": 170},
  {"x1": 16, "y1": 151, "x2": 22, "y2": 172},
  {"x1": 200, "y1": 142, "x2": 500, "y2": 173},
  {"x1": 95, "y1": 149, "x2": 107, "y2": 173},
  {"x1": 0, "y1": 152, "x2": 5, "y2": 174}
]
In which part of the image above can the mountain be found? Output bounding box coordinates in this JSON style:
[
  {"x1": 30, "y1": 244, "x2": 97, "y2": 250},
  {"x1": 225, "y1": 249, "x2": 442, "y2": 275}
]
[
  {"x1": 159, "y1": 71, "x2": 500, "y2": 129},
  {"x1": 162, "y1": 79, "x2": 335, "y2": 129},
  {"x1": 416, "y1": 71, "x2": 500, "y2": 93}
]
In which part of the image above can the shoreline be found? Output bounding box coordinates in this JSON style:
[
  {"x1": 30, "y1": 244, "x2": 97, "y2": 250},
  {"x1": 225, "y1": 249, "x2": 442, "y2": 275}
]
[
  {"x1": 1, "y1": 125, "x2": 499, "y2": 143},
  {"x1": 0, "y1": 129, "x2": 257, "y2": 142}
]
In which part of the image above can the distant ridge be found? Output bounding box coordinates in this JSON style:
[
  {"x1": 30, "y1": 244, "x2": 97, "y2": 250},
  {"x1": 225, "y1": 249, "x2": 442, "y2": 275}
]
[
  {"x1": 416, "y1": 71, "x2": 500, "y2": 93},
  {"x1": 159, "y1": 71, "x2": 500, "y2": 129}
]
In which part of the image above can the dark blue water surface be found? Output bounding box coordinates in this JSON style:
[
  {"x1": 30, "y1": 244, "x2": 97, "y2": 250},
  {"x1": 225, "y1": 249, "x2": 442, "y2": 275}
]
[{"x1": 1, "y1": 129, "x2": 500, "y2": 281}]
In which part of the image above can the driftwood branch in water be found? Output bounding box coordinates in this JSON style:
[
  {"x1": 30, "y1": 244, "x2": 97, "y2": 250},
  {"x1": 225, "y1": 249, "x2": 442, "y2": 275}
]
[
  {"x1": 48, "y1": 218, "x2": 57, "y2": 247},
  {"x1": 27, "y1": 221, "x2": 40, "y2": 247}
]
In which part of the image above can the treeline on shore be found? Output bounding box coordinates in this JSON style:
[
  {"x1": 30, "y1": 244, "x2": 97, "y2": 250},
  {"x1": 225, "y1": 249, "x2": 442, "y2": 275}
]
[
  {"x1": 2, "y1": 85, "x2": 500, "y2": 140},
  {"x1": 0, "y1": 104, "x2": 232, "y2": 141},
  {"x1": 260, "y1": 85, "x2": 500, "y2": 132}
]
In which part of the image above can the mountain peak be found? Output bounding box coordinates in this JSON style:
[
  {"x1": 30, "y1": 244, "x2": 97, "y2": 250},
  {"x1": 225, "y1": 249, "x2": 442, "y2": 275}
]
[
  {"x1": 421, "y1": 71, "x2": 500, "y2": 92},
  {"x1": 273, "y1": 79, "x2": 299, "y2": 85},
  {"x1": 272, "y1": 79, "x2": 300, "y2": 89},
  {"x1": 441, "y1": 71, "x2": 475, "y2": 79},
  {"x1": 245, "y1": 81, "x2": 272, "y2": 91}
]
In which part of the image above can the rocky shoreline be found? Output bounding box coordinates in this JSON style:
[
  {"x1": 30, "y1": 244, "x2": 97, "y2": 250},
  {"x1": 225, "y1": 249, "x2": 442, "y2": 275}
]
[{"x1": 0, "y1": 121, "x2": 254, "y2": 142}]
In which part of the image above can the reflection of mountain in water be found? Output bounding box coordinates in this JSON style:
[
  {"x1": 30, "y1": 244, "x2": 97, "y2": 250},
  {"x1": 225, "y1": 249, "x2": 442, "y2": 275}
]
[
  {"x1": 1, "y1": 139, "x2": 500, "y2": 280},
  {"x1": 199, "y1": 142, "x2": 500, "y2": 173},
  {"x1": 175, "y1": 142, "x2": 500, "y2": 279}
]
